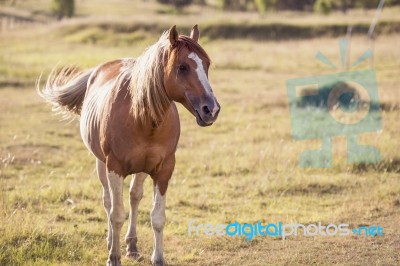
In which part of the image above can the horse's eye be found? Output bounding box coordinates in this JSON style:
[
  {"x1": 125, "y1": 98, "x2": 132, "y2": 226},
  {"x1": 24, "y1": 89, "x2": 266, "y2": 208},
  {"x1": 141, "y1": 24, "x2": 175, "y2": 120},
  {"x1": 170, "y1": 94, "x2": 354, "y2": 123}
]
[{"x1": 178, "y1": 64, "x2": 189, "y2": 73}]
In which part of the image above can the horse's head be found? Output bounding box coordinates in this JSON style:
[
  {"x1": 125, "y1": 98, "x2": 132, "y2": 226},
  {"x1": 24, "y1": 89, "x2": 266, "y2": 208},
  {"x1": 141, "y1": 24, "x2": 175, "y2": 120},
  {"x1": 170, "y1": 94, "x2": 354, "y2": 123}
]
[{"x1": 164, "y1": 25, "x2": 220, "y2": 127}]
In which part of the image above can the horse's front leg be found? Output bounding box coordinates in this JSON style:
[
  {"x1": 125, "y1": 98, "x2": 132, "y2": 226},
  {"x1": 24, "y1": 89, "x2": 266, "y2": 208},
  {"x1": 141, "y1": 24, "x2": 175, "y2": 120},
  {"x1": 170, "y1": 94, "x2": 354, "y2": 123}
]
[
  {"x1": 150, "y1": 158, "x2": 174, "y2": 266},
  {"x1": 106, "y1": 168, "x2": 125, "y2": 266},
  {"x1": 125, "y1": 172, "x2": 147, "y2": 260},
  {"x1": 96, "y1": 159, "x2": 112, "y2": 250}
]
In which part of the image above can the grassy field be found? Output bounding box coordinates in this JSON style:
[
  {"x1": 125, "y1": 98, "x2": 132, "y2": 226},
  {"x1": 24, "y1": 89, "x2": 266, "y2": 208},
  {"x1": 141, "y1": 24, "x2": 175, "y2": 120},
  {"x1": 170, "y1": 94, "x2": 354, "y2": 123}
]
[{"x1": 1, "y1": 1, "x2": 400, "y2": 265}]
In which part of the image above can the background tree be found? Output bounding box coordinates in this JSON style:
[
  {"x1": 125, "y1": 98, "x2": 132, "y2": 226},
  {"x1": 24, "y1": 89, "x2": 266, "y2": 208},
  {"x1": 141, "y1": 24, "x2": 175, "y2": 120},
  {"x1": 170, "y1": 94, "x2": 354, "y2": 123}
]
[
  {"x1": 314, "y1": 0, "x2": 333, "y2": 14},
  {"x1": 275, "y1": 0, "x2": 315, "y2": 10},
  {"x1": 254, "y1": 0, "x2": 277, "y2": 13},
  {"x1": 217, "y1": 0, "x2": 253, "y2": 11},
  {"x1": 51, "y1": 0, "x2": 75, "y2": 20},
  {"x1": 156, "y1": 0, "x2": 194, "y2": 10}
]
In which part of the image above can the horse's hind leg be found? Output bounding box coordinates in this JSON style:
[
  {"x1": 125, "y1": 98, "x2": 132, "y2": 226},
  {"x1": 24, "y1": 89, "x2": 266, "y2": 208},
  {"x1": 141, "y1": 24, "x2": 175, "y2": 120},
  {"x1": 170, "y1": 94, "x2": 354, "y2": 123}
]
[
  {"x1": 125, "y1": 172, "x2": 147, "y2": 260},
  {"x1": 96, "y1": 159, "x2": 112, "y2": 250}
]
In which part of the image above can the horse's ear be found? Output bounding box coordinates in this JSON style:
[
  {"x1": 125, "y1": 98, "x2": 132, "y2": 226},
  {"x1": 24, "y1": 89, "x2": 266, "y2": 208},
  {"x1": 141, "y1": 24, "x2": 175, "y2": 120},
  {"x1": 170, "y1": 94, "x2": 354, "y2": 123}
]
[
  {"x1": 190, "y1": 24, "x2": 200, "y2": 42},
  {"x1": 169, "y1": 25, "x2": 178, "y2": 46}
]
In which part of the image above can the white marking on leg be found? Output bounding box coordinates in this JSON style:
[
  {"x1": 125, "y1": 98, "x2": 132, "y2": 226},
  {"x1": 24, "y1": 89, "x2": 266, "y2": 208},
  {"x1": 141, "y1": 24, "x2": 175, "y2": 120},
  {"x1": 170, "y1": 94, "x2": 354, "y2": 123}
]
[
  {"x1": 188, "y1": 52, "x2": 219, "y2": 116},
  {"x1": 96, "y1": 160, "x2": 112, "y2": 250},
  {"x1": 125, "y1": 172, "x2": 147, "y2": 258},
  {"x1": 151, "y1": 184, "x2": 166, "y2": 265},
  {"x1": 107, "y1": 171, "x2": 125, "y2": 266}
]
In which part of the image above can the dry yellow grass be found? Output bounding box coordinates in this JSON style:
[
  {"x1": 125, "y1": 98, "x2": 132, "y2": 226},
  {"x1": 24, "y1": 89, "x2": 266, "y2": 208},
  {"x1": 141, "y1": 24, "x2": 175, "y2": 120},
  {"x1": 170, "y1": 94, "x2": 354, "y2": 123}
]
[{"x1": 0, "y1": 2, "x2": 399, "y2": 265}]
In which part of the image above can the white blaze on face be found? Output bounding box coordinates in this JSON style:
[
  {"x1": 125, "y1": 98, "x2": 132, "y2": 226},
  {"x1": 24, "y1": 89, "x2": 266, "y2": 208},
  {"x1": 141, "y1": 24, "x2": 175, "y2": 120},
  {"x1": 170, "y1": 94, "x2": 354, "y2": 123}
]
[{"x1": 188, "y1": 52, "x2": 219, "y2": 116}]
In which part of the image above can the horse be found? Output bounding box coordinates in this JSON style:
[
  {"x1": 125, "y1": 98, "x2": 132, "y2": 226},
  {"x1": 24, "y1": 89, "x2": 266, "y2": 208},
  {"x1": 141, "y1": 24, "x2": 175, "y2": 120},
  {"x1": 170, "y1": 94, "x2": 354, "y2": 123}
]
[{"x1": 37, "y1": 25, "x2": 220, "y2": 266}]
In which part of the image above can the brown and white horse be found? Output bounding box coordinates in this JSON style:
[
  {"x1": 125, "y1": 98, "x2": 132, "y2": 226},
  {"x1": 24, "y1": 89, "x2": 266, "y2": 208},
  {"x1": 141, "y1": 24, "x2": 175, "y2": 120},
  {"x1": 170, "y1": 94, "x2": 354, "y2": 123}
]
[{"x1": 38, "y1": 25, "x2": 220, "y2": 266}]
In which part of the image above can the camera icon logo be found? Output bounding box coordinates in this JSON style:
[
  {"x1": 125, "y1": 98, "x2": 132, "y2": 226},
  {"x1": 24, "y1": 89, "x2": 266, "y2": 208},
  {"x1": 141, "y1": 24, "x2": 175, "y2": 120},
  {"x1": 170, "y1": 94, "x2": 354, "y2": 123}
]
[{"x1": 286, "y1": 40, "x2": 382, "y2": 168}]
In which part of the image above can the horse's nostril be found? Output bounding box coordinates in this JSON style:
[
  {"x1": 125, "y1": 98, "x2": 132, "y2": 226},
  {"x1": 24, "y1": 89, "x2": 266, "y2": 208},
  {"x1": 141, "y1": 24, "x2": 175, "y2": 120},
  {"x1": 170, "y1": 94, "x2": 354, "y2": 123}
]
[{"x1": 202, "y1": 105, "x2": 211, "y2": 116}]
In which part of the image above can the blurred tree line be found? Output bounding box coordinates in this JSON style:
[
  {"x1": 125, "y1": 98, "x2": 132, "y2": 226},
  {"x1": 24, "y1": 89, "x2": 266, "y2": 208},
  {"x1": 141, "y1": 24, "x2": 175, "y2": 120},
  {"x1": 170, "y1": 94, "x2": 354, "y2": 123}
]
[
  {"x1": 2, "y1": 0, "x2": 399, "y2": 17},
  {"x1": 157, "y1": 0, "x2": 400, "y2": 13},
  {"x1": 0, "y1": 0, "x2": 75, "y2": 19}
]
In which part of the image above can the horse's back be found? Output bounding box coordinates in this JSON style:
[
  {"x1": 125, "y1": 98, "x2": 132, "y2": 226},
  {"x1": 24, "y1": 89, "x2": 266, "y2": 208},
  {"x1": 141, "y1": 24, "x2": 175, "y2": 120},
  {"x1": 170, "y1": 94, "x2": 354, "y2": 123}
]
[
  {"x1": 86, "y1": 58, "x2": 134, "y2": 94},
  {"x1": 80, "y1": 58, "x2": 134, "y2": 162}
]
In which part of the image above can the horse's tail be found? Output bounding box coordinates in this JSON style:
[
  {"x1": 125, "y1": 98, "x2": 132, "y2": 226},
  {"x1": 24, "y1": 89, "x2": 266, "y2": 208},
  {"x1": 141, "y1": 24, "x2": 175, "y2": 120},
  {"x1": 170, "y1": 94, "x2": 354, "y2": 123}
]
[{"x1": 37, "y1": 66, "x2": 93, "y2": 118}]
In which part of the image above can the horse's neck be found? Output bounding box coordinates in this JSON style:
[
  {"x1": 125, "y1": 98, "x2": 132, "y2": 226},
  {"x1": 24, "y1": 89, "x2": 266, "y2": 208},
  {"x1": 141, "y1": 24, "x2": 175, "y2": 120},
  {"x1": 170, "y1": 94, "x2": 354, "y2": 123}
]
[{"x1": 112, "y1": 80, "x2": 173, "y2": 131}]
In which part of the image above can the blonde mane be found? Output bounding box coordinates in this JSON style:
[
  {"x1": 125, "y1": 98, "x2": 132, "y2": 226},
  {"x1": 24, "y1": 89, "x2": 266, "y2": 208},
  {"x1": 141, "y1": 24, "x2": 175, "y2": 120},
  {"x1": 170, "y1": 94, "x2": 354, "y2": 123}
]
[{"x1": 129, "y1": 31, "x2": 171, "y2": 125}]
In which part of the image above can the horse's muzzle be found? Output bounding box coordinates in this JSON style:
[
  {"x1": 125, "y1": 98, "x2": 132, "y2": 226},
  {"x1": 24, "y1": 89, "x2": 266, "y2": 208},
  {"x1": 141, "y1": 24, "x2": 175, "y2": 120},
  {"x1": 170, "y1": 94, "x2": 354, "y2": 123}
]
[{"x1": 196, "y1": 99, "x2": 220, "y2": 127}]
